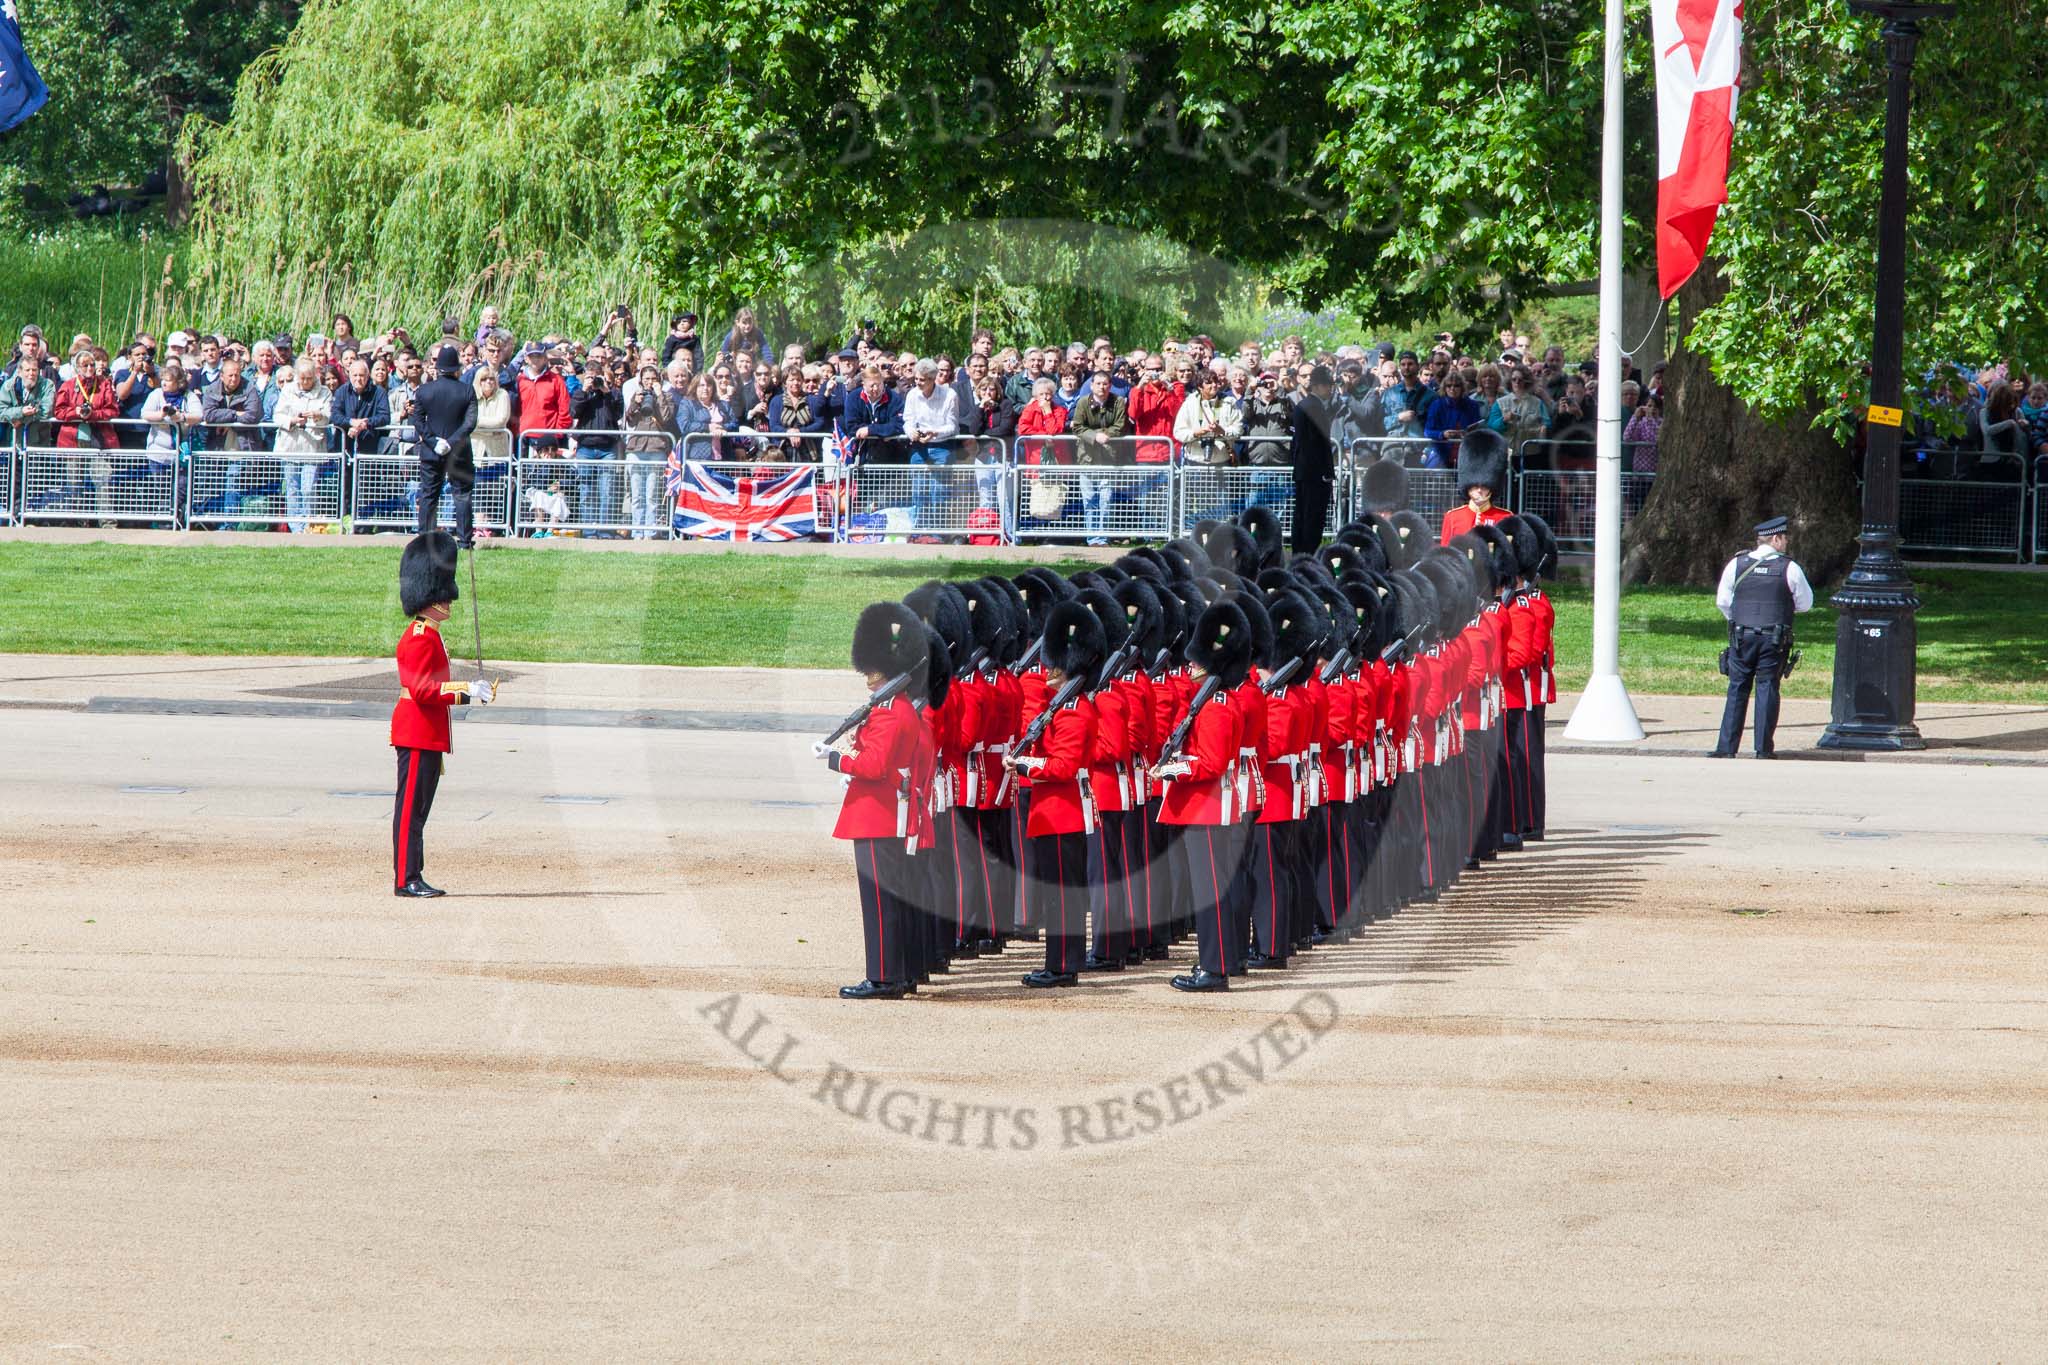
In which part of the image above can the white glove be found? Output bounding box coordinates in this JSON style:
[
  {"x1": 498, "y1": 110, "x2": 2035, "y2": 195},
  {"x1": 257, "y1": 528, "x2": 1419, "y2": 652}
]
[
  {"x1": 469, "y1": 679, "x2": 494, "y2": 705},
  {"x1": 1006, "y1": 755, "x2": 1046, "y2": 774},
  {"x1": 1151, "y1": 760, "x2": 1192, "y2": 781},
  {"x1": 434, "y1": 438, "x2": 452, "y2": 457}
]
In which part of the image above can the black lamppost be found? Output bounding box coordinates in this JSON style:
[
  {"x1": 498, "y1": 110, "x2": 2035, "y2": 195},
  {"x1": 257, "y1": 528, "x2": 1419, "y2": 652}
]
[{"x1": 1817, "y1": 0, "x2": 1951, "y2": 753}]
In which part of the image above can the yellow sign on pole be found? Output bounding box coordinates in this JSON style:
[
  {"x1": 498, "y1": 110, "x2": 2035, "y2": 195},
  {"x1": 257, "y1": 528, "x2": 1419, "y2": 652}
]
[{"x1": 1867, "y1": 404, "x2": 1904, "y2": 428}]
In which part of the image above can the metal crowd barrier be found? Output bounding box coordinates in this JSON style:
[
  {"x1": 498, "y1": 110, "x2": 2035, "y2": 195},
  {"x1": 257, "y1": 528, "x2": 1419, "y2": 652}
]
[
  {"x1": 1894, "y1": 451, "x2": 2026, "y2": 561},
  {"x1": 1176, "y1": 461, "x2": 1341, "y2": 542},
  {"x1": 832, "y1": 436, "x2": 987, "y2": 541},
  {"x1": 1345, "y1": 437, "x2": 1454, "y2": 522},
  {"x1": 1011, "y1": 437, "x2": 1176, "y2": 543},
  {"x1": 19, "y1": 445, "x2": 177, "y2": 526},
  {"x1": 677, "y1": 429, "x2": 863, "y2": 540},
  {"x1": 515, "y1": 428, "x2": 675, "y2": 538},
  {"x1": 1510, "y1": 441, "x2": 1654, "y2": 548},
  {"x1": 350, "y1": 451, "x2": 513, "y2": 535}
]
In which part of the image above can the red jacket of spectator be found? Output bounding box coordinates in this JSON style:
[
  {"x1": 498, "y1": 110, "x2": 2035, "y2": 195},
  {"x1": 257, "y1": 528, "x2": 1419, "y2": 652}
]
[
  {"x1": 1023, "y1": 695, "x2": 1095, "y2": 836},
  {"x1": 1013, "y1": 398, "x2": 1069, "y2": 465},
  {"x1": 1126, "y1": 380, "x2": 1184, "y2": 464},
  {"x1": 831, "y1": 694, "x2": 918, "y2": 840},
  {"x1": 515, "y1": 366, "x2": 573, "y2": 444},
  {"x1": 1157, "y1": 686, "x2": 1241, "y2": 826},
  {"x1": 390, "y1": 617, "x2": 469, "y2": 752},
  {"x1": 53, "y1": 376, "x2": 120, "y2": 449}
]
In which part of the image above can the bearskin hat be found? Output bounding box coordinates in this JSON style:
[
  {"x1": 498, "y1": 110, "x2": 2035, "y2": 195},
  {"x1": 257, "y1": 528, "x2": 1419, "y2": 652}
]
[
  {"x1": 1494, "y1": 516, "x2": 1535, "y2": 584},
  {"x1": 1042, "y1": 599, "x2": 1108, "y2": 681},
  {"x1": 1389, "y1": 511, "x2": 1433, "y2": 566},
  {"x1": 1113, "y1": 576, "x2": 1166, "y2": 665},
  {"x1": 1363, "y1": 513, "x2": 1406, "y2": 572},
  {"x1": 1417, "y1": 551, "x2": 1477, "y2": 640},
  {"x1": 1448, "y1": 531, "x2": 1500, "y2": 596},
  {"x1": 1340, "y1": 579, "x2": 1385, "y2": 657},
  {"x1": 1198, "y1": 523, "x2": 1261, "y2": 579},
  {"x1": 1319, "y1": 542, "x2": 1368, "y2": 583},
  {"x1": 1162, "y1": 535, "x2": 1211, "y2": 575},
  {"x1": 1239, "y1": 504, "x2": 1285, "y2": 571},
  {"x1": 1519, "y1": 512, "x2": 1559, "y2": 580},
  {"x1": 904, "y1": 579, "x2": 971, "y2": 665},
  {"x1": 1152, "y1": 577, "x2": 1190, "y2": 659},
  {"x1": 1361, "y1": 456, "x2": 1410, "y2": 513},
  {"x1": 1186, "y1": 600, "x2": 1254, "y2": 687},
  {"x1": 852, "y1": 601, "x2": 929, "y2": 677},
  {"x1": 399, "y1": 530, "x2": 459, "y2": 618},
  {"x1": 1394, "y1": 568, "x2": 1440, "y2": 646},
  {"x1": 1014, "y1": 567, "x2": 1074, "y2": 635},
  {"x1": 1470, "y1": 521, "x2": 1514, "y2": 593},
  {"x1": 1225, "y1": 589, "x2": 1275, "y2": 670},
  {"x1": 918, "y1": 625, "x2": 952, "y2": 710},
  {"x1": 980, "y1": 576, "x2": 1028, "y2": 663},
  {"x1": 1455, "y1": 428, "x2": 1511, "y2": 499},
  {"x1": 1117, "y1": 548, "x2": 1170, "y2": 582},
  {"x1": 1268, "y1": 589, "x2": 1323, "y2": 674},
  {"x1": 1074, "y1": 586, "x2": 1132, "y2": 668},
  {"x1": 955, "y1": 579, "x2": 1004, "y2": 665}
]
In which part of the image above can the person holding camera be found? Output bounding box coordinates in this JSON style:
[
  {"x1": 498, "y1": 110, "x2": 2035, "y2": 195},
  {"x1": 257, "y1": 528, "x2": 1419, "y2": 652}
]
[
  {"x1": 1711, "y1": 517, "x2": 1814, "y2": 760},
  {"x1": 1173, "y1": 368, "x2": 1243, "y2": 468},
  {"x1": 1068, "y1": 368, "x2": 1129, "y2": 542}
]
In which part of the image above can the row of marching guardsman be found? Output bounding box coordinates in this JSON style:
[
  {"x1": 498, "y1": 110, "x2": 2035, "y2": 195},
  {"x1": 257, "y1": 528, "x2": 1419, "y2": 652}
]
[{"x1": 819, "y1": 503, "x2": 1560, "y2": 1001}]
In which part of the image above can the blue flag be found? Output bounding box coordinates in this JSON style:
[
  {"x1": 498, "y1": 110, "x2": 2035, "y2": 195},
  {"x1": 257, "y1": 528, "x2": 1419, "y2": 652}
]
[{"x1": 0, "y1": 0, "x2": 51, "y2": 134}]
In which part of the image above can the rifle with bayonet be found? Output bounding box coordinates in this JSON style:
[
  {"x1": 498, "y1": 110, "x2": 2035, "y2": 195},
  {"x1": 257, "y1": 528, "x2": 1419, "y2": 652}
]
[{"x1": 814, "y1": 669, "x2": 916, "y2": 756}]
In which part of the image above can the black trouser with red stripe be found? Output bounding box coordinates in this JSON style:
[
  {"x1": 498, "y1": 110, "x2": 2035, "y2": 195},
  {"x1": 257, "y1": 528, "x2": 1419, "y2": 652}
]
[
  {"x1": 852, "y1": 835, "x2": 911, "y2": 986},
  {"x1": 957, "y1": 805, "x2": 1009, "y2": 945},
  {"x1": 393, "y1": 747, "x2": 444, "y2": 889},
  {"x1": 1528, "y1": 705, "x2": 1549, "y2": 835},
  {"x1": 1028, "y1": 831, "x2": 1089, "y2": 975},
  {"x1": 1090, "y1": 809, "x2": 1142, "y2": 962},
  {"x1": 1247, "y1": 820, "x2": 1297, "y2": 960},
  {"x1": 1177, "y1": 822, "x2": 1248, "y2": 977}
]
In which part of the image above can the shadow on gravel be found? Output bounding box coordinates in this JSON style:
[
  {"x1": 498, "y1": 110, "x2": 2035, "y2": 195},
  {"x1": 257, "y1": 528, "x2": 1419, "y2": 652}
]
[{"x1": 913, "y1": 825, "x2": 1709, "y2": 1004}]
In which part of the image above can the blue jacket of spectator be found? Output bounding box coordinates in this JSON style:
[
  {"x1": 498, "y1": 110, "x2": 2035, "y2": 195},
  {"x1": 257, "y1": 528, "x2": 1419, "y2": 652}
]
[
  {"x1": 1379, "y1": 379, "x2": 1432, "y2": 439},
  {"x1": 842, "y1": 387, "x2": 904, "y2": 440},
  {"x1": 1423, "y1": 393, "x2": 1483, "y2": 466},
  {"x1": 720, "y1": 328, "x2": 774, "y2": 364},
  {"x1": 331, "y1": 380, "x2": 392, "y2": 454},
  {"x1": 767, "y1": 391, "x2": 831, "y2": 436}
]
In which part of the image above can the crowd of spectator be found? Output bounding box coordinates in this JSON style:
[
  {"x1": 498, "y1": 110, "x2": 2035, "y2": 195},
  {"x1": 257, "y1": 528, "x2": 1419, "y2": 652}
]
[{"x1": 7, "y1": 300, "x2": 2038, "y2": 539}]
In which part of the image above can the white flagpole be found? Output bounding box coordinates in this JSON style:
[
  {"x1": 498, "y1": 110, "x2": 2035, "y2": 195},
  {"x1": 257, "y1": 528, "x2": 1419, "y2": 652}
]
[{"x1": 1564, "y1": 0, "x2": 1646, "y2": 743}]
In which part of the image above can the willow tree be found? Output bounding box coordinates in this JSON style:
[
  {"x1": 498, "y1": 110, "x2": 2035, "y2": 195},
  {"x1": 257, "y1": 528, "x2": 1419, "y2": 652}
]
[
  {"x1": 627, "y1": 0, "x2": 2048, "y2": 583},
  {"x1": 183, "y1": 0, "x2": 679, "y2": 340}
]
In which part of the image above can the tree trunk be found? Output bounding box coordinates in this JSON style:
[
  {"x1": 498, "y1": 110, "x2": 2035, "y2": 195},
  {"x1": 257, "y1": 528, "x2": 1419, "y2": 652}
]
[{"x1": 1623, "y1": 261, "x2": 1860, "y2": 586}]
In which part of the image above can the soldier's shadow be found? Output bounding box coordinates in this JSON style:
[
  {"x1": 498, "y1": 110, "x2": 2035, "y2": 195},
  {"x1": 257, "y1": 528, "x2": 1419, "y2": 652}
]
[{"x1": 931, "y1": 826, "x2": 1708, "y2": 1001}]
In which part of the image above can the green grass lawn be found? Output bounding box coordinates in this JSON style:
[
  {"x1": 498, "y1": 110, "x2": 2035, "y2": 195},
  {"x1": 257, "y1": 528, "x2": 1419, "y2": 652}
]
[{"x1": 0, "y1": 541, "x2": 2042, "y2": 702}]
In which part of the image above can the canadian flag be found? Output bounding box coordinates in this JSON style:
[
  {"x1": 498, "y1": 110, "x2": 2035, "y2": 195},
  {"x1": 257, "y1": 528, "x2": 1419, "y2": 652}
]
[{"x1": 1653, "y1": 0, "x2": 1743, "y2": 298}]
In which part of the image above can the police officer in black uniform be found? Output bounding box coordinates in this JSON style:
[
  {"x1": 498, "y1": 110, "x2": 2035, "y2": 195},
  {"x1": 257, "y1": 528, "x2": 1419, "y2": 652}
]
[
  {"x1": 1711, "y1": 515, "x2": 1814, "y2": 759},
  {"x1": 413, "y1": 345, "x2": 481, "y2": 548}
]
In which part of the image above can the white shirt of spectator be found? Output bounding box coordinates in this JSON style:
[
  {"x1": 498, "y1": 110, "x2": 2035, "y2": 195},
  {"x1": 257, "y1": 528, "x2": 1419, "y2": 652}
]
[
  {"x1": 1715, "y1": 543, "x2": 1814, "y2": 618},
  {"x1": 902, "y1": 384, "x2": 960, "y2": 444},
  {"x1": 140, "y1": 386, "x2": 202, "y2": 462}
]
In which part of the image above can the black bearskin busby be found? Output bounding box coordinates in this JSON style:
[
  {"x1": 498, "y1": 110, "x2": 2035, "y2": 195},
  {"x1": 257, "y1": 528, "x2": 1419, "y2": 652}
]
[
  {"x1": 1042, "y1": 599, "x2": 1108, "y2": 682},
  {"x1": 852, "y1": 601, "x2": 929, "y2": 678},
  {"x1": 1239, "y1": 504, "x2": 1285, "y2": 572},
  {"x1": 1455, "y1": 428, "x2": 1510, "y2": 500},
  {"x1": 1361, "y1": 456, "x2": 1410, "y2": 513},
  {"x1": 1519, "y1": 512, "x2": 1559, "y2": 580},
  {"x1": 399, "y1": 530, "x2": 459, "y2": 618},
  {"x1": 1186, "y1": 601, "x2": 1254, "y2": 688}
]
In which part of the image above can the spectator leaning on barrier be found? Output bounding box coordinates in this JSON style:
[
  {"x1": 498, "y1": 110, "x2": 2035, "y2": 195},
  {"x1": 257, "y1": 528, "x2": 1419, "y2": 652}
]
[
  {"x1": 1126, "y1": 354, "x2": 1183, "y2": 465},
  {"x1": 901, "y1": 358, "x2": 962, "y2": 538},
  {"x1": 1488, "y1": 367, "x2": 1551, "y2": 447},
  {"x1": 114, "y1": 340, "x2": 157, "y2": 447},
  {"x1": 1173, "y1": 367, "x2": 1242, "y2": 467},
  {"x1": 272, "y1": 358, "x2": 334, "y2": 533},
  {"x1": 1240, "y1": 371, "x2": 1295, "y2": 466},
  {"x1": 1014, "y1": 375, "x2": 1069, "y2": 466},
  {"x1": 0, "y1": 351, "x2": 55, "y2": 448},
  {"x1": 1068, "y1": 368, "x2": 1129, "y2": 545},
  {"x1": 471, "y1": 367, "x2": 513, "y2": 462},
  {"x1": 140, "y1": 359, "x2": 203, "y2": 520},
  {"x1": 571, "y1": 356, "x2": 625, "y2": 535},
  {"x1": 624, "y1": 362, "x2": 675, "y2": 541},
  {"x1": 515, "y1": 343, "x2": 572, "y2": 456},
  {"x1": 1422, "y1": 372, "x2": 1483, "y2": 469},
  {"x1": 843, "y1": 364, "x2": 904, "y2": 462},
  {"x1": 333, "y1": 357, "x2": 392, "y2": 459},
  {"x1": 1378, "y1": 350, "x2": 1432, "y2": 441},
  {"x1": 53, "y1": 348, "x2": 119, "y2": 449}
]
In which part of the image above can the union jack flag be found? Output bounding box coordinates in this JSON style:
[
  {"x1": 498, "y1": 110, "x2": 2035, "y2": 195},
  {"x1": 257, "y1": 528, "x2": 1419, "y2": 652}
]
[{"x1": 672, "y1": 461, "x2": 820, "y2": 541}]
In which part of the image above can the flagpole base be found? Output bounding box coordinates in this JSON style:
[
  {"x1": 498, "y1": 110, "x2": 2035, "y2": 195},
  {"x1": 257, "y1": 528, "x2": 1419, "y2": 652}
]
[{"x1": 1563, "y1": 672, "x2": 1645, "y2": 743}]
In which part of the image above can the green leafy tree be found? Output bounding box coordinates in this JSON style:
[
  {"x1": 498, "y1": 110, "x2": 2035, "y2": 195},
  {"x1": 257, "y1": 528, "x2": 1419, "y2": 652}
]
[{"x1": 627, "y1": 0, "x2": 2048, "y2": 581}]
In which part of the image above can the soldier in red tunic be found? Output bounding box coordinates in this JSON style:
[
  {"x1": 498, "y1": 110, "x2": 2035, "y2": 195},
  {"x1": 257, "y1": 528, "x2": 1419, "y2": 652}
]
[
  {"x1": 1005, "y1": 600, "x2": 1104, "y2": 989},
  {"x1": 825, "y1": 602, "x2": 929, "y2": 1000},
  {"x1": 1439, "y1": 429, "x2": 1514, "y2": 543},
  {"x1": 391, "y1": 531, "x2": 496, "y2": 898},
  {"x1": 1152, "y1": 600, "x2": 1253, "y2": 993}
]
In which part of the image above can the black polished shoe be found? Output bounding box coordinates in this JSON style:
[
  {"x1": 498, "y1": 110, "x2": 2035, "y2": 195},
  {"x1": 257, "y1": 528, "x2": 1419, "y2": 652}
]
[
  {"x1": 1022, "y1": 969, "x2": 1079, "y2": 988},
  {"x1": 1012, "y1": 927, "x2": 1042, "y2": 942},
  {"x1": 1080, "y1": 952, "x2": 1125, "y2": 972},
  {"x1": 1244, "y1": 952, "x2": 1289, "y2": 970},
  {"x1": 1169, "y1": 969, "x2": 1230, "y2": 993},
  {"x1": 1309, "y1": 928, "x2": 1335, "y2": 945},
  {"x1": 395, "y1": 878, "x2": 445, "y2": 898},
  {"x1": 1500, "y1": 832, "x2": 1524, "y2": 852},
  {"x1": 975, "y1": 938, "x2": 1002, "y2": 955},
  {"x1": 1525, "y1": 830, "x2": 1545, "y2": 842},
  {"x1": 951, "y1": 939, "x2": 981, "y2": 960},
  {"x1": 838, "y1": 979, "x2": 909, "y2": 1000},
  {"x1": 1123, "y1": 949, "x2": 1145, "y2": 967},
  {"x1": 1707, "y1": 749, "x2": 1734, "y2": 758},
  {"x1": 1755, "y1": 750, "x2": 1777, "y2": 760},
  {"x1": 1463, "y1": 856, "x2": 1483, "y2": 871},
  {"x1": 926, "y1": 959, "x2": 950, "y2": 974},
  {"x1": 1143, "y1": 944, "x2": 1171, "y2": 961},
  {"x1": 1416, "y1": 887, "x2": 1440, "y2": 903}
]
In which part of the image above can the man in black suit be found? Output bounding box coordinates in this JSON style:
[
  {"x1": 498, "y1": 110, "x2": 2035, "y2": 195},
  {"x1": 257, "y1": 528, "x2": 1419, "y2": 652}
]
[
  {"x1": 1289, "y1": 364, "x2": 1338, "y2": 553},
  {"x1": 413, "y1": 346, "x2": 480, "y2": 547}
]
